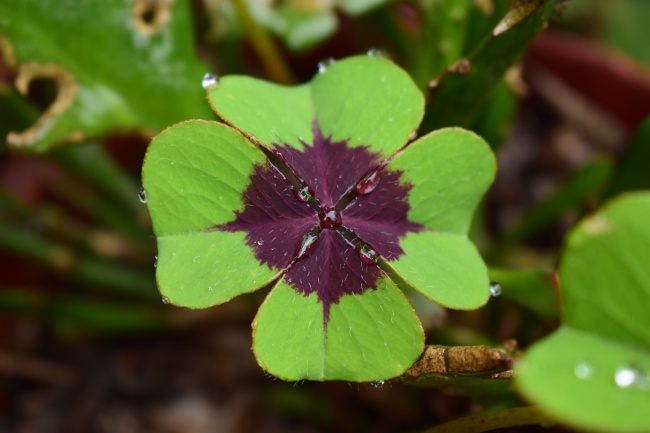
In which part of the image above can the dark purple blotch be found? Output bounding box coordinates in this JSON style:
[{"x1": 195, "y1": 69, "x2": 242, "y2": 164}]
[
  {"x1": 343, "y1": 167, "x2": 422, "y2": 260},
  {"x1": 273, "y1": 125, "x2": 379, "y2": 208},
  {"x1": 286, "y1": 230, "x2": 380, "y2": 322},
  {"x1": 220, "y1": 161, "x2": 318, "y2": 269},
  {"x1": 220, "y1": 122, "x2": 422, "y2": 324}
]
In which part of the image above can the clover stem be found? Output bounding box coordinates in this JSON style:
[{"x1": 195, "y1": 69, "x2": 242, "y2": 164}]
[
  {"x1": 231, "y1": 0, "x2": 295, "y2": 85},
  {"x1": 420, "y1": 406, "x2": 556, "y2": 433}
]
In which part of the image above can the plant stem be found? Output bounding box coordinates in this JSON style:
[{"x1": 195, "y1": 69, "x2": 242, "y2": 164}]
[
  {"x1": 422, "y1": 406, "x2": 556, "y2": 433},
  {"x1": 231, "y1": 0, "x2": 295, "y2": 84}
]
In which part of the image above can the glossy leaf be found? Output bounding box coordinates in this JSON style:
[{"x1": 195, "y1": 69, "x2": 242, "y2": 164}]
[
  {"x1": 0, "y1": 0, "x2": 212, "y2": 152},
  {"x1": 517, "y1": 327, "x2": 650, "y2": 433},
  {"x1": 142, "y1": 120, "x2": 280, "y2": 308},
  {"x1": 253, "y1": 277, "x2": 423, "y2": 381},
  {"x1": 385, "y1": 128, "x2": 496, "y2": 309},
  {"x1": 516, "y1": 192, "x2": 650, "y2": 432},
  {"x1": 209, "y1": 55, "x2": 424, "y2": 158}
]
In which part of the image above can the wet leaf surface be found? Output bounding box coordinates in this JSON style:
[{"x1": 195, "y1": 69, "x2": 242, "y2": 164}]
[
  {"x1": 516, "y1": 193, "x2": 650, "y2": 433},
  {"x1": 143, "y1": 56, "x2": 495, "y2": 381}
]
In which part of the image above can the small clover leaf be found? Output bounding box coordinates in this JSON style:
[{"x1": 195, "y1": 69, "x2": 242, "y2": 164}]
[{"x1": 142, "y1": 55, "x2": 496, "y2": 381}]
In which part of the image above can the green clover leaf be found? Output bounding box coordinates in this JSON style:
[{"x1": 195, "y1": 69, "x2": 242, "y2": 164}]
[
  {"x1": 516, "y1": 192, "x2": 650, "y2": 432},
  {"x1": 142, "y1": 55, "x2": 496, "y2": 381}
]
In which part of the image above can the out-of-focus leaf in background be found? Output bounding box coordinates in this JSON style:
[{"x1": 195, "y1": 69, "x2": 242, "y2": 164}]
[
  {"x1": 0, "y1": 0, "x2": 213, "y2": 152},
  {"x1": 421, "y1": 0, "x2": 563, "y2": 132},
  {"x1": 516, "y1": 193, "x2": 650, "y2": 433}
]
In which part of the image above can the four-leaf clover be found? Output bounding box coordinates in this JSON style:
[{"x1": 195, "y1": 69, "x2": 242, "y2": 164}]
[{"x1": 142, "y1": 55, "x2": 496, "y2": 381}]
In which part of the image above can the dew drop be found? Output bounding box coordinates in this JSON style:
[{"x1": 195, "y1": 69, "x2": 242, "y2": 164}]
[
  {"x1": 292, "y1": 186, "x2": 312, "y2": 203},
  {"x1": 574, "y1": 362, "x2": 594, "y2": 380},
  {"x1": 614, "y1": 366, "x2": 647, "y2": 388},
  {"x1": 162, "y1": 297, "x2": 170, "y2": 304},
  {"x1": 138, "y1": 187, "x2": 148, "y2": 204},
  {"x1": 366, "y1": 48, "x2": 385, "y2": 58},
  {"x1": 208, "y1": 286, "x2": 213, "y2": 291},
  {"x1": 153, "y1": 255, "x2": 158, "y2": 268},
  {"x1": 489, "y1": 281, "x2": 502, "y2": 297},
  {"x1": 319, "y1": 208, "x2": 342, "y2": 230},
  {"x1": 371, "y1": 380, "x2": 384, "y2": 388},
  {"x1": 317, "y1": 57, "x2": 336, "y2": 74},
  {"x1": 357, "y1": 171, "x2": 380, "y2": 195},
  {"x1": 296, "y1": 232, "x2": 319, "y2": 259},
  {"x1": 356, "y1": 246, "x2": 378, "y2": 264},
  {"x1": 201, "y1": 72, "x2": 219, "y2": 89},
  {"x1": 256, "y1": 239, "x2": 264, "y2": 246}
]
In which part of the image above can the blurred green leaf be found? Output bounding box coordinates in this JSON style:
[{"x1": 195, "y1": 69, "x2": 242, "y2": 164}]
[
  {"x1": 470, "y1": 78, "x2": 519, "y2": 149},
  {"x1": 209, "y1": 0, "x2": 390, "y2": 52},
  {"x1": 0, "y1": 87, "x2": 39, "y2": 151},
  {"x1": 48, "y1": 298, "x2": 167, "y2": 336},
  {"x1": 272, "y1": 7, "x2": 337, "y2": 51},
  {"x1": 410, "y1": 0, "x2": 472, "y2": 89},
  {"x1": 0, "y1": 0, "x2": 212, "y2": 152},
  {"x1": 0, "y1": 289, "x2": 166, "y2": 336},
  {"x1": 421, "y1": 0, "x2": 562, "y2": 132},
  {"x1": 606, "y1": 117, "x2": 650, "y2": 197},
  {"x1": 516, "y1": 192, "x2": 650, "y2": 433}
]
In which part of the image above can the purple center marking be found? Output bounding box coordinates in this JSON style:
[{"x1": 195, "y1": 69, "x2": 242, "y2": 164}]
[
  {"x1": 220, "y1": 122, "x2": 422, "y2": 323},
  {"x1": 319, "y1": 207, "x2": 341, "y2": 230}
]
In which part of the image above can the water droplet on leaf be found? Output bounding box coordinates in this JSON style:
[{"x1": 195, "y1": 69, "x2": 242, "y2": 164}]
[
  {"x1": 208, "y1": 286, "x2": 213, "y2": 291},
  {"x1": 319, "y1": 208, "x2": 341, "y2": 229},
  {"x1": 292, "y1": 186, "x2": 312, "y2": 203},
  {"x1": 366, "y1": 48, "x2": 385, "y2": 58},
  {"x1": 574, "y1": 362, "x2": 594, "y2": 380},
  {"x1": 371, "y1": 380, "x2": 384, "y2": 388},
  {"x1": 162, "y1": 297, "x2": 170, "y2": 304},
  {"x1": 317, "y1": 57, "x2": 335, "y2": 74},
  {"x1": 357, "y1": 171, "x2": 380, "y2": 195},
  {"x1": 201, "y1": 72, "x2": 219, "y2": 89},
  {"x1": 489, "y1": 281, "x2": 502, "y2": 297},
  {"x1": 614, "y1": 366, "x2": 647, "y2": 388},
  {"x1": 153, "y1": 255, "x2": 158, "y2": 268},
  {"x1": 356, "y1": 245, "x2": 378, "y2": 264},
  {"x1": 138, "y1": 187, "x2": 148, "y2": 204},
  {"x1": 296, "y1": 232, "x2": 319, "y2": 259}
]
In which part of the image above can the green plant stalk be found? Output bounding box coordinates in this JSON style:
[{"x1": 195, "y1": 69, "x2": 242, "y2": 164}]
[
  {"x1": 422, "y1": 406, "x2": 555, "y2": 433},
  {"x1": 231, "y1": 0, "x2": 295, "y2": 85}
]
